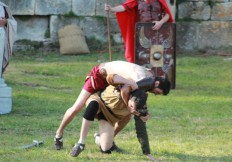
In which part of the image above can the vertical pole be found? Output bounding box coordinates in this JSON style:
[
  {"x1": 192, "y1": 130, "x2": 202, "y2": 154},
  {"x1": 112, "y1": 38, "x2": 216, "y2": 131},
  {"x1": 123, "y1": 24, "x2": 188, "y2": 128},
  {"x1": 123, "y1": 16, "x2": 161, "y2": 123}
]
[{"x1": 106, "y1": 0, "x2": 112, "y2": 61}]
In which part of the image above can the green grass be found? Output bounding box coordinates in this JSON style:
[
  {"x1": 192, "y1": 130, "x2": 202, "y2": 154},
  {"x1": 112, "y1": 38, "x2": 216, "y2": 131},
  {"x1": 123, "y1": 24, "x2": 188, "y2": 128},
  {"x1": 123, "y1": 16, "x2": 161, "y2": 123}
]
[{"x1": 1, "y1": 51, "x2": 232, "y2": 162}]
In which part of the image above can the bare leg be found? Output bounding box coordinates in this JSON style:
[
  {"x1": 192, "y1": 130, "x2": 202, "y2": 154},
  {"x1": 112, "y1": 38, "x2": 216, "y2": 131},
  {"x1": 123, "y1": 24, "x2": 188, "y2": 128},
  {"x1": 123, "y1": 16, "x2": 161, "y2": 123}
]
[
  {"x1": 93, "y1": 115, "x2": 131, "y2": 151},
  {"x1": 94, "y1": 133, "x2": 100, "y2": 146},
  {"x1": 99, "y1": 120, "x2": 114, "y2": 151},
  {"x1": 56, "y1": 89, "x2": 91, "y2": 137},
  {"x1": 78, "y1": 118, "x2": 93, "y2": 144},
  {"x1": 69, "y1": 118, "x2": 93, "y2": 157},
  {"x1": 114, "y1": 114, "x2": 132, "y2": 136}
]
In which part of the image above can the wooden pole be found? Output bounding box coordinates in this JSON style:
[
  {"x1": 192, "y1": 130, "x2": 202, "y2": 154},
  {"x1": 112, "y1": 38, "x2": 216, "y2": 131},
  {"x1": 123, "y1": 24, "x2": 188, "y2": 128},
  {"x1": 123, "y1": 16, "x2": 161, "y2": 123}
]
[{"x1": 106, "y1": 0, "x2": 112, "y2": 61}]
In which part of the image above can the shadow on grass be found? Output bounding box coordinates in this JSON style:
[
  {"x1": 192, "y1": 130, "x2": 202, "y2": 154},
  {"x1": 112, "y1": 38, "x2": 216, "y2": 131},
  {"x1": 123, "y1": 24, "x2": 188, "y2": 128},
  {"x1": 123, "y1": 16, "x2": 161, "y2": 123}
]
[{"x1": 161, "y1": 151, "x2": 232, "y2": 162}]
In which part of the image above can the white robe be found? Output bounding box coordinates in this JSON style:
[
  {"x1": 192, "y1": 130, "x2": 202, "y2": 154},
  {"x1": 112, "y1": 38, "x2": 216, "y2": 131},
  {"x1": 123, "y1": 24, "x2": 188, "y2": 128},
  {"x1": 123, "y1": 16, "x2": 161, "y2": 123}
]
[{"x1": 0, "y1": 2, "x2": 17, "y2": 77}]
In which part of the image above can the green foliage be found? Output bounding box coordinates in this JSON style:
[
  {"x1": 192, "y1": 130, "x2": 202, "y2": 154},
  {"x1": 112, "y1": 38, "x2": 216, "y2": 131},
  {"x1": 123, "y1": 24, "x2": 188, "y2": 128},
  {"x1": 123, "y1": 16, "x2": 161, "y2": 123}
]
[
  {"x1": 86, "y1": 36, "x2": 119, "y2": 53},
  {"x1": 18, "y1": 15, "x2": 32, "y2": 21},
  {"x1": 63, "y1": 11, "x2": 77, "y2": 17},
  {"x1": 58, "y1": 13, "x2": 85, "y2": 21},
  {"x1": 208, "y1": 0, "x2": 216, "y2": 8},
  {"x1": 1, "y1": 52, "x2": 232, "y2": 162},
  {"x1": 15, "y1": 39, "x2": 42, "y2": 50},
  {"x1": 44, "y1": 27, "x2": 50, "y2": 38},
  {"x1": 62, "y1": 12, "x2": 86, "y2": 22},
  {"x1": 176, "y1": 0, "x2": 188, "y2": 5},
  {"x1": 86, "y1": 37, "x2": 108, "y2": 52},
  {"x1": 93, "y1": 16, "x2": 107, "y2": 26}
]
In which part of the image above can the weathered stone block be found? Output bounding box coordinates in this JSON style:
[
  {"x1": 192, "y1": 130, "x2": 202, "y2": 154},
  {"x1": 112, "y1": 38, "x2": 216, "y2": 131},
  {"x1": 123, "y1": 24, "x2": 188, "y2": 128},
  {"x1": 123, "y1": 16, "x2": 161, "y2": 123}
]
[
  {"x1": 177, "y1": 21, "x2": 232, "y2": 52},
  {"x1": 197, "y1": 21, "x2": 232, "y2": 49},
  {"x1": 72, "y1": 0, "x2": 96, "y2": 16},
  {"x1": 178, "y1": 2, "x2": 210, "y2": 20},
  {"x1": 96, "y1": 0, "x2": 125, "y2": 17},
  {"x1": 81, "y1": 17, "x2": 108, "y2": 42},
  {"x1": 211, "y1": 2, "x2": 232, "y2": 20},
  {"x1": 35, "y1": 0, "x2": 72, "y2": 15},
  {"x1": 1, "y1": 0, "x2": 35, "y2": 15},
  {"x1": 15, "y1": 16, "x2": 49, "y2": 41},
  {"x1": 50, "y1": 15, "x2": 119, "y2": 43},
  {"x1": 0, "y1": 79, "x2": 12, "y2": 115},
  {"x1": 0, "y1": 98, "x2": 12, "y2": 115},
  {"x1": 176, "y1": 22, "x2": 199, "y2": 51},
  {"x1": 50, "y1": 16, "x2": 81, "y2": 41}
]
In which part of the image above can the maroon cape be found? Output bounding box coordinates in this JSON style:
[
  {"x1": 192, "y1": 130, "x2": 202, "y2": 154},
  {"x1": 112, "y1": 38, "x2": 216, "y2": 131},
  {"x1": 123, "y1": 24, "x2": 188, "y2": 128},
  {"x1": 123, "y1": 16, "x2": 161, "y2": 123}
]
[{"x1": 116, "y1": 0, "x2": 174, "y2": 63}]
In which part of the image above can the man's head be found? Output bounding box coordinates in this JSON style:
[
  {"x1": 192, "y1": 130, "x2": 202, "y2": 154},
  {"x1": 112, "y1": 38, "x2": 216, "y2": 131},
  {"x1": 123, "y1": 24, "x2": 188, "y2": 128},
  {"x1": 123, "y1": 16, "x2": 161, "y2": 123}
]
[
  {"x1": 152, "y1": 76, "x2": 171, "y2": 95},
  {"x1": 128, "y1": 89, "x2": 147, "y2": 110}
]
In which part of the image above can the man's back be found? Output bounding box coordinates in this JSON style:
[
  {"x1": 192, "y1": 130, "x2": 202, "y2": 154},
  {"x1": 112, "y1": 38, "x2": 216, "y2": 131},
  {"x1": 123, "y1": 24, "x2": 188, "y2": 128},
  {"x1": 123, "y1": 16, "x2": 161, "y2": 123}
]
[{"x1": 103, "y1": 61, "x2": 153, "y2": 81}]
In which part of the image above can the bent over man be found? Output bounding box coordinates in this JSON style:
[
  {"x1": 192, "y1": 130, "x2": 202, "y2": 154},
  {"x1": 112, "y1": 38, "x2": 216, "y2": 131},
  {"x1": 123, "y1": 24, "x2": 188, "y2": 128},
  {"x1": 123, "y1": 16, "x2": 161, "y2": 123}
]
[
  {"x1": 54, "y1": 61, "x2": 171, "y2": 152},
  {"x1": 70, "y1": 85, "x2": 157, "y2": 161}
]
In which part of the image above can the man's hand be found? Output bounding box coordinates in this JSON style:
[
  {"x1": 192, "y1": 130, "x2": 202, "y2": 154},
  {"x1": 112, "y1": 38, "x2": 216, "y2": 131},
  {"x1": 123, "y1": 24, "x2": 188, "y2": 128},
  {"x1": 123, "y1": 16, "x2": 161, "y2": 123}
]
[
  {"x1": 105, "y1": 4, "x2": 111, "y2": 12},
  {"x1": 146, "y1": 154, "x2": 157, "y2": 161},
  {"x1": 140, "y1": 113, "x2": 150, "y2": 122},
  {"x1": 127, "y1": 101, "x2": 140, "y2": 116},
  {"x1": 152, "y1": 21, "x2": 163, "y2": 30},
  {"x1": 104, "y1": 3, "x2": 125, "y2": 13}
]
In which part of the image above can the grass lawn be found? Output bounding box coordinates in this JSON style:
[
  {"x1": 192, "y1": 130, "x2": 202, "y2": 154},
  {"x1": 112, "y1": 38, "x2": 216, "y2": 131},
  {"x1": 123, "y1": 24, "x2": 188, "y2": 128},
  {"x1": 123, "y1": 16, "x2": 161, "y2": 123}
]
[{"x1": 1, "y1": 51, "x2": 232, "y2": 162}]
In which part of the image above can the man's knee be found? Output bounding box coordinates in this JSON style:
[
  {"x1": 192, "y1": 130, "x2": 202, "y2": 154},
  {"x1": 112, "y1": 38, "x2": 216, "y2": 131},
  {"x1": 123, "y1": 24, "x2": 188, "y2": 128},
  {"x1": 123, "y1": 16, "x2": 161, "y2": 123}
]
[
  {"x1": 100, "y1": 147, "x2": 112, "y2": 154},
  {"x1": 83, "y1": 101, "x2": 99, "y2": 121}
]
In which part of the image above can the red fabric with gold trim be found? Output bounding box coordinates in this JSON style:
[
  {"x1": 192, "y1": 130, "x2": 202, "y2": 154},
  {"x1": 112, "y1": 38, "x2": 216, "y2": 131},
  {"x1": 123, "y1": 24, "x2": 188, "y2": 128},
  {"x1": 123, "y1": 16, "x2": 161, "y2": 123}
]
[{"x1": 83, "y1": 65, "x2": 108, "y2": 94}]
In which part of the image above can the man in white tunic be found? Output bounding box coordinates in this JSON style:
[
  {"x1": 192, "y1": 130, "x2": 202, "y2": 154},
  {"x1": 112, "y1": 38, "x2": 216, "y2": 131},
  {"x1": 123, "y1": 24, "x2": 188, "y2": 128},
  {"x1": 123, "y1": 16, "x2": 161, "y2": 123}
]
[{"x1": 0, "y1": 1, "x2": 17, "y2": 78}]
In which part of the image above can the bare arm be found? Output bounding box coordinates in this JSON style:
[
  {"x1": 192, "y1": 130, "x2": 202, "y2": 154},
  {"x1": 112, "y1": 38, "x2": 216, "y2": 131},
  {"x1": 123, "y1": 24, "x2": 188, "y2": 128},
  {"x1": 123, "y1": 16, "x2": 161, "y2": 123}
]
[
  {"x1": 160, "y1": 13, "x2": 170, "y2": 24},
  {"x1": 120, "y1": 84, "x2": 131, "y2": 106},
  {"x1": 114, "y1": 114, "x2": 131, "y2": 136},
  {"x1": 105, "y1": 4, "x2": 125, "y2": 13},
  {"x1": 106, "y1": 74, "x2": 138, "y2": 91},
  {"x1": 152, "y1": 13, "x2": 170, "y2": 30}
]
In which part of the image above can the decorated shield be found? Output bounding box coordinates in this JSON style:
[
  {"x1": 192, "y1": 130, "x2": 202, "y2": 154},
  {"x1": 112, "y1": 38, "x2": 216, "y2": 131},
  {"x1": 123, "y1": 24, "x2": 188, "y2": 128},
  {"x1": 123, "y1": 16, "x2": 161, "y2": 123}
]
[{"x1": 135, "y1": 22, "x2": 176, "y2": 89}]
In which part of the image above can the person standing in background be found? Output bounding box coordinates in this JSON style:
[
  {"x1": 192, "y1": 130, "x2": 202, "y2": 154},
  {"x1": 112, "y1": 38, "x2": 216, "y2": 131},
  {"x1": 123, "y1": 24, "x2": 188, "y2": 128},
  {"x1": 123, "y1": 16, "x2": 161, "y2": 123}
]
[
  {"x1": 105, "y1": 0, "x2": 174, "y2": 63},
  {"x1": 0, "y1": 1, "x2": 17, "y2": 78}
]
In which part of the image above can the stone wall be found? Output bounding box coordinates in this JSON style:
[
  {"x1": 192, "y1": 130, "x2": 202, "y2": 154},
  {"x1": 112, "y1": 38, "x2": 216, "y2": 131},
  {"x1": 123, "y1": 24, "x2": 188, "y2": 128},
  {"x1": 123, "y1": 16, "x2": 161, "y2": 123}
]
[
  {"x1": 176, "y1": 0, "x2": 232, "y2": 53},
  {"x1": 2, "y1": 0, "x2": 125, "y2": 43},
  {"x1": 2, "y1": 0, "x2": 232, "y2": 53}
]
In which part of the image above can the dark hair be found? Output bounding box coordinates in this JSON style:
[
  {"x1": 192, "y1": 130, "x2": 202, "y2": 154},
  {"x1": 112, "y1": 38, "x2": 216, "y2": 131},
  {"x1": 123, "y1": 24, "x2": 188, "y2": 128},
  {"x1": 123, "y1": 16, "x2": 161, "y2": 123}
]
[
  {"x1": 155, "y1": 76, "x2": 171, "y2": 95},
  {"x1": 130, "y1": 89, "x2": 147, "y2": 109}
]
